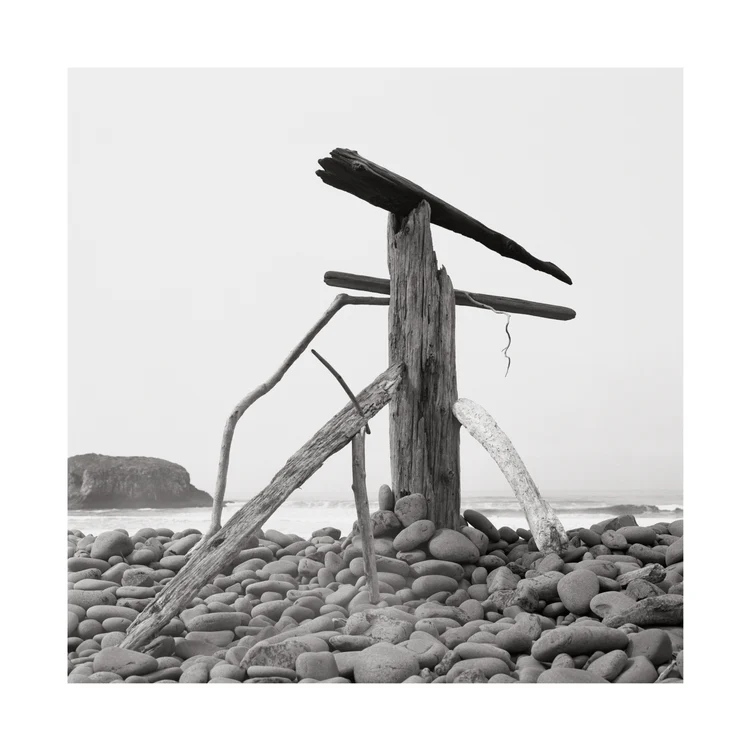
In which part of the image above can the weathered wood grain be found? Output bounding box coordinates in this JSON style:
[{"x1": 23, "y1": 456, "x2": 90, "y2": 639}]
[
  {"x1": 317, "y1": 148, "x2": 572, "y2": 285},
  {"x1": 452, "y1": 397, "x2": 568, "y2": 554},
  {"x1": 388, "y1": 201, "x2": 461, "y2": 530},
  {"x1": 351, "y1": 430, "x2": 380, "y2": 604},
  {"x1": 120, "y1": 361, "x2": 404, "y2": 651}
]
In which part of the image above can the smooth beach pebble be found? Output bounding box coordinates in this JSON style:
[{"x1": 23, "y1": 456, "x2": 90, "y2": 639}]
[
  {"x1": 209, "y1": 663, "x2": 246, "y2": 681},
  {"x1": 68, "y1": 589, "x2": 117, "y2": 610},
  {"x1": 353, "y1": 643, "x2": 420, "y2": 683},
  {"x1": 393, "y1": 493, "x2": 428, "y2": 527},
  {"x1": 87, "y1": 605, "x2": 140, "y2": 622},
  {"x1": 91, "y1": 531, "x2": 134, "y2": 561},
  {"x1": 665, "y1": 538, "x2": 684, "y2": 566},
  {"x1": 460, "y1": 526, "x2": 489, "y2": 556},
  {"x1": 411, "y1": 559, "x2": 465, "y2": 580},
  {"x1": 74, "y1": 578, "x2": 118, "y2": 591},
  {"x1": 557, "y1": 569, "x2": 600, "y2": 615},
  {"x1": 295, "y1": 652, "x2": 338, "y2": 680},
  {"x1": 428, "y1": 530, "x2": 480, "y2": 564},
  {"x1": 393, "y1": 520, "x2": 436, "y2": 552},
  {"x1": 412, "y1": 575, "x2": 459, "y2": 599},
  {"x1": 668, "y1": 519, "x2": 683, "y2": 537},
  {"x1": 586, "y1": 649, "x2": 629, "y2": 681},
  {"x1": 463, "y1": 509, "x2": 501, "y2": 543},
  {"x1": 93, "y1": 647, "x2": 158, "y2": 678},
  {"x1": 532, "y1": 625, "x2": 629, "y2": 662},
  {"x1": 378, "y1": 485, "x2": 395, "y2": 511},
  {"x1": 589, "y1": 591, "x2": 637, "y2": 618},
  {"x1": 187, "y1": 612, "x2": 249, "y2": 632},
  {"x1": 102, "y1": 617, "x2": 132, "y2": 633},
  {"x1": 626, "y1": 629, "x2": 673, "y2": 666},
  {"x1": 447, "y1": 657, "x2": 510, "y2": 682},
  {"x1": 613, "y1": 655, "x2": 659, "y2": 683},
  {"x1": 537, "y1": 668, "x2": 608, "y2": 683}
]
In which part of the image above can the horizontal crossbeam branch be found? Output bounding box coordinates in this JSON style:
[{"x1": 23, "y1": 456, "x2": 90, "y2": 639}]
[
  {"x1": 324, "y1": 270, "x2": 576, "y2": 321},
  {"x1": 316, "y1": 148, "x2": 572, "y2": 285}
]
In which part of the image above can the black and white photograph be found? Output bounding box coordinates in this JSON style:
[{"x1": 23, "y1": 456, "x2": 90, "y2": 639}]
[
  {"x1": 67, "y1": 68, "x2": 683, "y2": 684},
  {"x1": 4, "y1": 1, "x2": 748, "y2": 746}
]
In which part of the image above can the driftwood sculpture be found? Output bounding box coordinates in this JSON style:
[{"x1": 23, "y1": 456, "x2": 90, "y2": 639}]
[
  {"x1": 317, "y1": 149, "x2": 576, "y2": 533},
  {"x1": 452, "y1": 397, "x2": 568, "y2": 555},
  {"x1": 119, "y1": 147, "x2": 579, "y2": 656},
  {"x1": 121, "y1": 361, "x2": 404, "y2": 651}
]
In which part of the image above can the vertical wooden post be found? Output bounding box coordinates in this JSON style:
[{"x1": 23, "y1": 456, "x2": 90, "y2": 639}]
[
  {"x1": 351, "y1": 429, "x2": 380, "y2": 604},
  {"x1": 387, "y1": 200, "x2": 461, "y2": 530}
]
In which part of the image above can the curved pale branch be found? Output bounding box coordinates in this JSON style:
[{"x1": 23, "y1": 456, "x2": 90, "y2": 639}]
[
  {"x1": 452, "y1": 397, "x2": 568, "y2": 554},
  {"x1": 206, "y1": 293, "x2": 388, "y2": 536}
]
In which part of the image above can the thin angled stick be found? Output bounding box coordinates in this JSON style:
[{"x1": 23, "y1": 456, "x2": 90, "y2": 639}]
[
  {"x1": 310, "y1": 349, "x2": 370, "y2": 434},
  {"x1": 351, "y1": 428, "x2": 380, "y2": 605},
  {"x1": 205, "y1": 293, "x2": 388, "y2": 536}
]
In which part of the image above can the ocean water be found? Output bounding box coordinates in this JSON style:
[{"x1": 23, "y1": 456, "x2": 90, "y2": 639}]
[{"x1": 68, "y1": 489, "x2": 683, "y2": 538}]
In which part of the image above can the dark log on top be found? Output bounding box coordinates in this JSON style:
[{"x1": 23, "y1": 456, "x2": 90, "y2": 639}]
[
  {"x1": 316, "y1": 148, "x2": 572, "y2": 285},
  {"x1": 324, "y1": 271, "x2": 576, "y2": 321}
]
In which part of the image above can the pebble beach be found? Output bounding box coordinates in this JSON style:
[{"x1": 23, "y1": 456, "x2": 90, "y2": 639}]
[{"x1": 67, "y1": 487, "x2": 684, "y2": 684}]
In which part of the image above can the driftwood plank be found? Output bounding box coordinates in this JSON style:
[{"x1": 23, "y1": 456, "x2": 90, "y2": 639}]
[
  {"x1": 120, "y1": 361, "x2": 405, "y2": 652},
  {"x1": 388, "y1": 201, "x2": 461, "y2": 530},
  {"x1": 452, "y1": 397, "x2": 568, "y2": 555},
  {"x1": 317, "y1": 148, "x2": 572, "y2": 285},
  {"x1": 324, "y1": 270, "x2": 576, "y2": 321}
]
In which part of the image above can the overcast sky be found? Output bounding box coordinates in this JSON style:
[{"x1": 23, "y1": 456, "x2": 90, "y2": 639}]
[{"x1": 68, "y1": 68, "x2": 681, "y2": 500}]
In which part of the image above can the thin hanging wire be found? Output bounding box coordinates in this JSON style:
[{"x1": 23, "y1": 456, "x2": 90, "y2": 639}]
[{"x1": 464, "y1": 293, "x2": 513, "y2": 377}]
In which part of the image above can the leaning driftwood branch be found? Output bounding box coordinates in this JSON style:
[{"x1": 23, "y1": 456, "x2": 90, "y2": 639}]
[
  {"x1": 311, "y1": 349, "x2": 370, "y2": 434},
  {"x1": 323, "y1": 270, "x2": 576, "y2": 321},
  {"x1": 206, "y1": 293, "x2": 389, "y2": 536},
  {"x1": 316, "y1": 148, "x2": 572, "y2": 285},
  {"x1": 351, "y1": 429, "x2": 380, "y2": 605},
  {"x1": 452, "y1": 397, "x2": 568, "y2": 555},
  {"x1": 121, "y1": 361, "x2": 405, "y2": 652}
]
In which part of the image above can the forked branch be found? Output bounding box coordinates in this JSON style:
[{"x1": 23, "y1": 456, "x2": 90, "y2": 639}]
[{"x1": 206, "y1": 293, "x2": 388, "y2": 536}]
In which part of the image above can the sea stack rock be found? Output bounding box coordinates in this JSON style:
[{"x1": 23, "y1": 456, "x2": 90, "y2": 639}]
[{"x1": 68, "y1": 454, "x2": 212, "y2": 509}]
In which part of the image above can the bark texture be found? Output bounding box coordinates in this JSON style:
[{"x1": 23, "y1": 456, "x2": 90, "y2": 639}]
[
  {"x1": 388, "y1": 201, "x2": 461, "y2": 530},
  {"x1": 120, "y1": 361, "x2": 404, "y2": 651},
  {"x1": 316, "y1": 148, "x2": 572, "y2": 285},
  {"x1": 452, "y1": 397, "x2": 568, "y2": 554}
]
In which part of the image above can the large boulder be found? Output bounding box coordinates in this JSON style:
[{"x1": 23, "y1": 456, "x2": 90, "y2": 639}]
[{"x1": 68, "y1": 454, "x2": 212, "y2": 509}]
